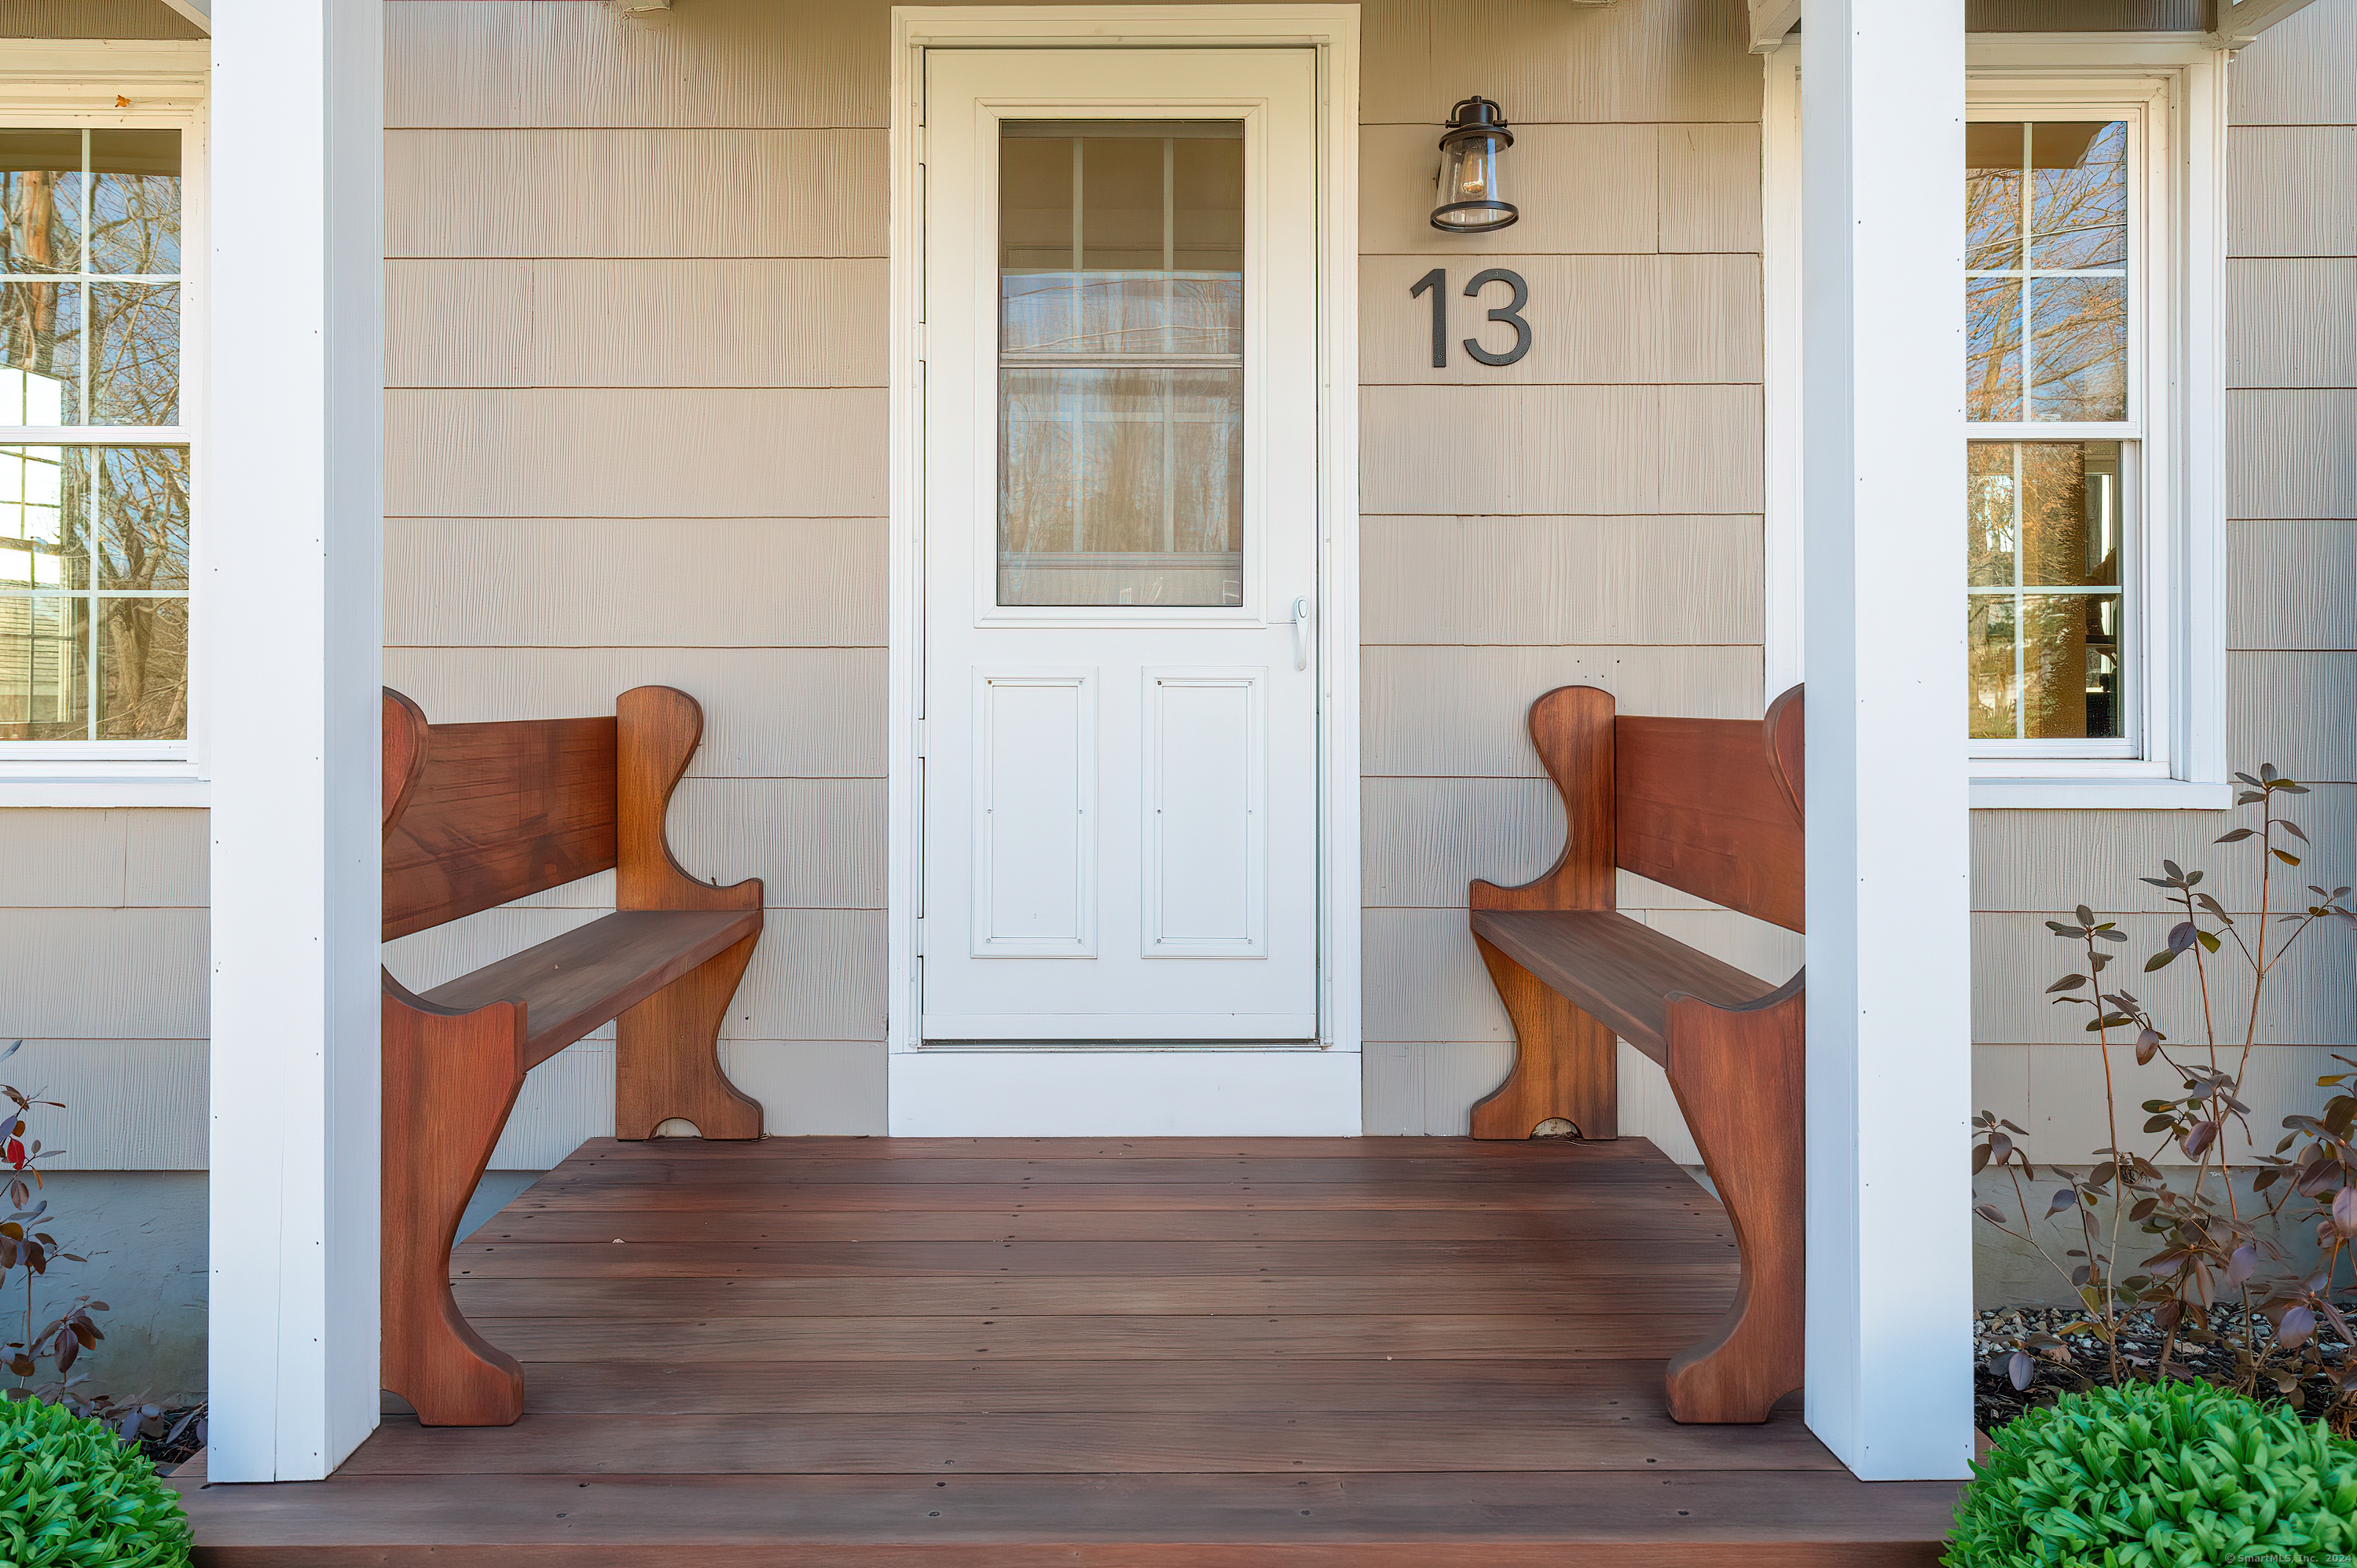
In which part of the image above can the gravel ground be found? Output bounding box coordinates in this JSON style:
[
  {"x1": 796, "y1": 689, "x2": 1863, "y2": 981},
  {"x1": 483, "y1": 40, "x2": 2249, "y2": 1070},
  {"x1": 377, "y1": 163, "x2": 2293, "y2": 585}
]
[{"x1": 1976, "y1": 1305, "x2": 2357, "y2": 1434}]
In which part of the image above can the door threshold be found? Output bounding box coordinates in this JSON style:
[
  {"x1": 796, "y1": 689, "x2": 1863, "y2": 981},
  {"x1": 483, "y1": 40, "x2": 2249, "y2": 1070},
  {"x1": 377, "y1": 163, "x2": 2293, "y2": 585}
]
[
  {"x1": 917, "y1": 1039, "x2": 1325, "y2": 1050},
  {"x1": 889, "y1": 1047, "x2": 1361, "y2": 1137}
]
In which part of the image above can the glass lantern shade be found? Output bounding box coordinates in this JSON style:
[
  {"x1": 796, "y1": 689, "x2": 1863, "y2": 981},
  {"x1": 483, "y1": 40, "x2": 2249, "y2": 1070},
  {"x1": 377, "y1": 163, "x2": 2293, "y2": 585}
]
[{"x1": 1430, "y1": 97, "x2": 1517, "y2": 233}]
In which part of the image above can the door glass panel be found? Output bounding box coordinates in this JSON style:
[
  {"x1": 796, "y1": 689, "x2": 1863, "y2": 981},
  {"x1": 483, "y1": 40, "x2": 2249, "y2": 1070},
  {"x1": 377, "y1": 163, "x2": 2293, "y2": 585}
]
[{"x1": 998, "y1": 121, "x2": 1244, "y2": 607}]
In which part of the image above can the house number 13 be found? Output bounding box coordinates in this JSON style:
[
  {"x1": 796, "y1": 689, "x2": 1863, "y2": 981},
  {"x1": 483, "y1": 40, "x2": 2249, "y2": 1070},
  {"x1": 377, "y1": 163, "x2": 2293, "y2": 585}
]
[{"x1": 1409, "y1": 266, "x2": 1532, "y2": 368}]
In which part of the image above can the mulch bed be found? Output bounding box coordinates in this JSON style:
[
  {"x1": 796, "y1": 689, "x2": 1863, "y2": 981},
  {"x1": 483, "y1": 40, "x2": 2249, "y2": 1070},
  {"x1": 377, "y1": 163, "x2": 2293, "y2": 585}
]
[
  {"x1": 129, "y1": 1405, "x2": 204, "y2": 1475},
  {"x1": 1976, "y1": 1305, "x2": 2357, "y2": 1434}
]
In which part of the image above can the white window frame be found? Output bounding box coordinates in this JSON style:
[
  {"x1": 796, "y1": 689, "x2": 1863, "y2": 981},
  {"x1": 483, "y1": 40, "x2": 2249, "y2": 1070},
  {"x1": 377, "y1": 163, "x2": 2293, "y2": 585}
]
[
  {"x1": 1964, "y1": 96, "x2": 2148, "y2": 766},
  {"x1": 0, "y1": 41, "x2": 207, "y2": 806},
  {"x1": 1760, "y1": 35, "x2": 2227, "y2": 809}
]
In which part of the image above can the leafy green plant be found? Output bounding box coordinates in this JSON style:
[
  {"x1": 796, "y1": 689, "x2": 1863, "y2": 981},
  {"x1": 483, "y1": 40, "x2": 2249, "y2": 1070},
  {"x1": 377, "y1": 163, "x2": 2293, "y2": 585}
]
[
  {"x1": 1948, "y1": 1381, "x2": 2357, "y2": 1566},
  {"x1": 1971, "y1": 766, "x2": 2357, "y2": 1418},
  {"x1": 0, "y1": 1394, "x2": 191, "y2": 1566}
]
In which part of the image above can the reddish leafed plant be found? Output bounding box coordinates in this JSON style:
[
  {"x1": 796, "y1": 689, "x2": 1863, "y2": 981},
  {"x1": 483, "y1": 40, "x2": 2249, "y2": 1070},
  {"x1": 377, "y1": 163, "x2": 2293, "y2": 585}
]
[
  {"x1": 2, "y1": 1039, "x2": 108, "y2": 1397},
  {"x1": 1973, "y1": 766, "x2": 2357, "y2": 1424}
]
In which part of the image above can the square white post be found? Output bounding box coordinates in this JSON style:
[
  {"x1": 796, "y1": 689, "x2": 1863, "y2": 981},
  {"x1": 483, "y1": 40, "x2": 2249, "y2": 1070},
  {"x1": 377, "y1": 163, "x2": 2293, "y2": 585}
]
[
  {"x1": 1800, "y1": 0, "x2": 1975, "y2": 1479},
  {"x1": 205, "y1": 0, "x2": 384, "y2": 1482}
]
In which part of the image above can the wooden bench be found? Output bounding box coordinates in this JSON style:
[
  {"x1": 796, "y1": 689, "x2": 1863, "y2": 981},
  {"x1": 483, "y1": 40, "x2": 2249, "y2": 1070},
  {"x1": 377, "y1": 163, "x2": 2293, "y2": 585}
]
[
  {"x1": 379, "y1": 684, "x2": 765, "y2": 1427},
  {"x1": 1468, "y1": 683, "x2": 1805, "y2": 1424}
]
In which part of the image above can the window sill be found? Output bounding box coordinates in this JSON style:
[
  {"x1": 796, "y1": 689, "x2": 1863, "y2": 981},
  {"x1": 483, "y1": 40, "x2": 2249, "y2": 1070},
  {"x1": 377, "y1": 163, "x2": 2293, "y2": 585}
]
[
  {"x1": 1970, "y1": 776, "x2": 2231, "y2": 811},
  {"x1": 0, "y1": 765, "x2": 208, "y2": 808}
]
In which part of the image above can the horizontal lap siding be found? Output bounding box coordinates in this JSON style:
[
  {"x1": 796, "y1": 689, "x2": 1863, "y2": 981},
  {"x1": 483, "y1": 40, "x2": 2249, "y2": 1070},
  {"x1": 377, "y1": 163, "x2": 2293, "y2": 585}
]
[
  {"x1": 0, "y1": 808, "x2": 209, "y2": 1168},
  {"x1": 385, "y1": 389, "x2": 887, "y2": 517},
  {"x1": 387, "y1": 130, "x2": 887, "y2": 258},
  {"x1": 383, "y1": 0, "x2": 900, "y2": 1152},
  {"x1": 384, "y1": 518, "x2": 888, "y2": 647},
  {"x1": 387, "y1": 260, "x2": 889, "y2": 389},
  {"x1": 0, "y1": 2, "x2": 201, "y2": 38},
  {"x1": 1357, "y1": 0, "x2": 1761, "y2": 1145},
  {"x1": 1361, "y1": 517, "x2": 1761, "y2": 645},
  {"x1": 1966, "y1": 0, "x2": 2357, "y2": 1182}
]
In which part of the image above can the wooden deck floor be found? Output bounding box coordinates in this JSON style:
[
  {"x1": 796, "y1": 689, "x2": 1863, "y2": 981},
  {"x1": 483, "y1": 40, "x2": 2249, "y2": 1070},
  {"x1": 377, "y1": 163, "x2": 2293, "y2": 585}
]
[{"x1": 174, "y1": 1136, "x2": 1959, "y2": 1564}]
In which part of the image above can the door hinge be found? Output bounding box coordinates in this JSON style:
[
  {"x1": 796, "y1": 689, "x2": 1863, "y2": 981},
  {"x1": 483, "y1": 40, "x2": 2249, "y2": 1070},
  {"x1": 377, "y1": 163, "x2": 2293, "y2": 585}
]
[
  {"x1": 915, "y1": 718, "x2": 926, "y2": 757},
  {"x1": 914, "y1": 917, "x2": 926, "y2": 957}
]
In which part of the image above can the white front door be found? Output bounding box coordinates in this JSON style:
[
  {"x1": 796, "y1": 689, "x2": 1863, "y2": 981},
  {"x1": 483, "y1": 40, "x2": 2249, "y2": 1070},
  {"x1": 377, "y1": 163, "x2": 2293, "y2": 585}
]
[{"x1": 918, "y1": 48, "x2": 1321, "y2": 1051}]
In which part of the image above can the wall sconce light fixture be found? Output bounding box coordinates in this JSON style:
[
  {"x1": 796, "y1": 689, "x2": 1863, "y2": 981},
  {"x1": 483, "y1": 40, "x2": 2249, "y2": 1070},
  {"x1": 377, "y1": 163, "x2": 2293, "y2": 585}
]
[{"x1": 1431, "y1": 96, "x2": 1517, "y2": 233}]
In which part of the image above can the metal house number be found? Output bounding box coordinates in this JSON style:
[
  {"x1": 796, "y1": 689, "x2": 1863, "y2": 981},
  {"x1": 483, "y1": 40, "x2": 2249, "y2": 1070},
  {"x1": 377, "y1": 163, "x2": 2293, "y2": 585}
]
[{"x1": 1409, "y1": 266, "x2": 1532, "y2": 368}]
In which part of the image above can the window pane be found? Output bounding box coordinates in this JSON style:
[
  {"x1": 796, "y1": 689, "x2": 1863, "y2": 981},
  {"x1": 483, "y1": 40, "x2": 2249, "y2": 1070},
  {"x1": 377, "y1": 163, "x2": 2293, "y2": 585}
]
[
  {"x1": 96, "y1": 595, "x2": 185, "y2": 738},
  {"x1": 1081, "y1": 137, "x2": 1164, "y2": 271},
  {"x1": 0, "y1": 280, "x2": 77, "y2": 421},
  {"x1": 90, "y1": 130, "x2": 180, "y2": 275},
  {"x1": 2029, "y1": 122, "x2": 2126, "y2": 269},
  {"x1": 82, "y1": 445, "x2": 189, "y2": 589},
  {"x1": 1965, "y1": 441, "x2": 2127, "y2": 745},
  {"x1": 1172, "y1": 137, "x2": 1244, "y2": 273},
  {"x1": 88, "y1": 281, "x2": 178, "y2": 425},
  {"x1": 2029, "y1": 275, "x2": 2124, "y2": 421},
  {"x1": 1967, "y1": 277, "x2": 2022, "y2": 421},
  {"x1": 2020, "y1": 441, "x2": 2120, "y2": 588},
  {"x1": 0, "y1": 592, "x2": 86, "y2": 738},
  {"x1": 998, "y1": 367, "x2": 1243, "y2": 606},
  {"x1": 998, "y1": 123, "x2": 1245, "y2": 609},
  {"x1": 2022, "y1": 592, "x2": 2123, "y2": 740},
  {"x1": 1004, "y1": 273, "x2": 1241, "y2": 358},
  {"x1": 0, "y1": 280, "x2": 181, "y2": 426},
  {"x1": 0, "y1": 444, "x2": 188, "y2": 745},
  {"x1": 1967, "y1": 444, "x2": 2016, "y2": 587},
  {"x1": 0, "y1": 444, "x2": 72, "y2": 588},
  {"x1": 0, "y1": 134, "x2": 81, "y2": 275},
  {"x1": 1968, "y1": 595, "x2": 2018, "y2": 740},
  {"x1": 1964, "y1": 122, "x2": 2024, "y2": 270}
]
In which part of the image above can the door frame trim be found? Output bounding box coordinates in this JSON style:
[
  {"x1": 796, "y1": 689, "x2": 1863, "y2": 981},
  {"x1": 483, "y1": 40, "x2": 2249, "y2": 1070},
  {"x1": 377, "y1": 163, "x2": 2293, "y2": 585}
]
[{"x1": 884, "y1": 5, "x2": 1362, "y2": 1072}]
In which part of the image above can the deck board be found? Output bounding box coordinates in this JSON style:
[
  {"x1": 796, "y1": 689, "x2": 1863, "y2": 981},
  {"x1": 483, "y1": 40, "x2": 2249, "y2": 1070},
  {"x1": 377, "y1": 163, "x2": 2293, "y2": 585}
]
[{"x1": 174, "y1": 1136, "x2": 1957, "y2": 1565}]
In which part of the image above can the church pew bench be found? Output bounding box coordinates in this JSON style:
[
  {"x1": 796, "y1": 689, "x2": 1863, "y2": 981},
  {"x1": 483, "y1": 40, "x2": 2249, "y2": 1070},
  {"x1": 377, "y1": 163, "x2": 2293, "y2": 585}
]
[
  {"x1": 379, "y1": 683, "x2": 764, "y2": 1427},
  {"x1": 1468, "y1": 683, "x2": 1806, "y2": 1424}
]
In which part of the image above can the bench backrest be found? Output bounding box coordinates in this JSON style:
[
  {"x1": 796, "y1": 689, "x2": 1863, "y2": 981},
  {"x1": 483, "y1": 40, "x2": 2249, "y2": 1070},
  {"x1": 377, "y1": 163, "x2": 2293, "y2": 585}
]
[
  {"x1": 1469, "y1": 683, "x2": 1805, "y2": 934},
  {"x1": 1616, "y1": 685, "x2": 1805, "y2": 932},
  {"x1": 381, "y1": 688, "x2": 621, "y2": 942}
]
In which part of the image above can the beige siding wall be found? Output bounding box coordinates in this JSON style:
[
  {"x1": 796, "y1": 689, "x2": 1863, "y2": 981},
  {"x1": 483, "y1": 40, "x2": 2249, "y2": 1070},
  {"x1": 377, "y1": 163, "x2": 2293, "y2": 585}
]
[
  {"x1": 0, "y1": 2, "x2": 201, "y2": 39},
  {"x1": 1969, "y1": 0, "x2": 2357, "y2": 1174},
  {"x1": 0, "y1": 810, "x2": 207, "y2": 1167},
  {"x1": 383, "y1": 0, "x2": 900, "y2": 1159},
  {"x1": 1353, "y1": 0, "x2": 1784, "y2": 1143},
  {"x1": 20, "y1": 0, "x2": 2350, "y2": 1173},
  {"x1": 367, "y1": 0, "x2": 1787, "y2": 1159}
]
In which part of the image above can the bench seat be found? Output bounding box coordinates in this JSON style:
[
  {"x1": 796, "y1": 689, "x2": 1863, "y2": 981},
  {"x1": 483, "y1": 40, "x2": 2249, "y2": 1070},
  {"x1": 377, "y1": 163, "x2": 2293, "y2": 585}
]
[
  {"x1": 416, "y1": 909, "x2": 764, "y2": 1070},
  {"x1": 1470, "y1": 910, "x2": 1776, "y2": 1064}
]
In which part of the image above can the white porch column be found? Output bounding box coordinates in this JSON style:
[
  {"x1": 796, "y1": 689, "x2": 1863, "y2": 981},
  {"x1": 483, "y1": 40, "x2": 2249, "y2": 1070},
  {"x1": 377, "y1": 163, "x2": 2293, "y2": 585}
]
[
  {"x1": 1799, "y1": 0, "x2": 1975, "y2": 1478},
  {"x1": 205, "y1": 0, "x2": 385, "y2": 1481}
]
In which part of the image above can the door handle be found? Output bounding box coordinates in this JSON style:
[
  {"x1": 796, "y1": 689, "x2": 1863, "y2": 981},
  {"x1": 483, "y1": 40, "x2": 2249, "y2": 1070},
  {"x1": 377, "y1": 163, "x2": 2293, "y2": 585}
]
[{"x1": 1289, "y1": 595, "x2": 1312, "y2": 672}]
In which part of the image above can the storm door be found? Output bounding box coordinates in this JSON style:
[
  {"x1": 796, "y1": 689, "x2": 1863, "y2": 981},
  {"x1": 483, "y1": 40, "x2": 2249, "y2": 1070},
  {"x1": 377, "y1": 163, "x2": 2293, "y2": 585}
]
[{"x1": 918, "y1": 48, "x2": 1320, "y2": 1042}]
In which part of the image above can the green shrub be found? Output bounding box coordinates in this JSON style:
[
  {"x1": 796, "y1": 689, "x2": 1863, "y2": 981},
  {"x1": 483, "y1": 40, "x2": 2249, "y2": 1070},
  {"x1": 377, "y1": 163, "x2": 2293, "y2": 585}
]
[
  {"x1": 1947, "y1": 1380, "x2": 2357, "y2": 1567},
  {"x1": 0, "y1": 1395, "x2": 191, "y2": 1566}
]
